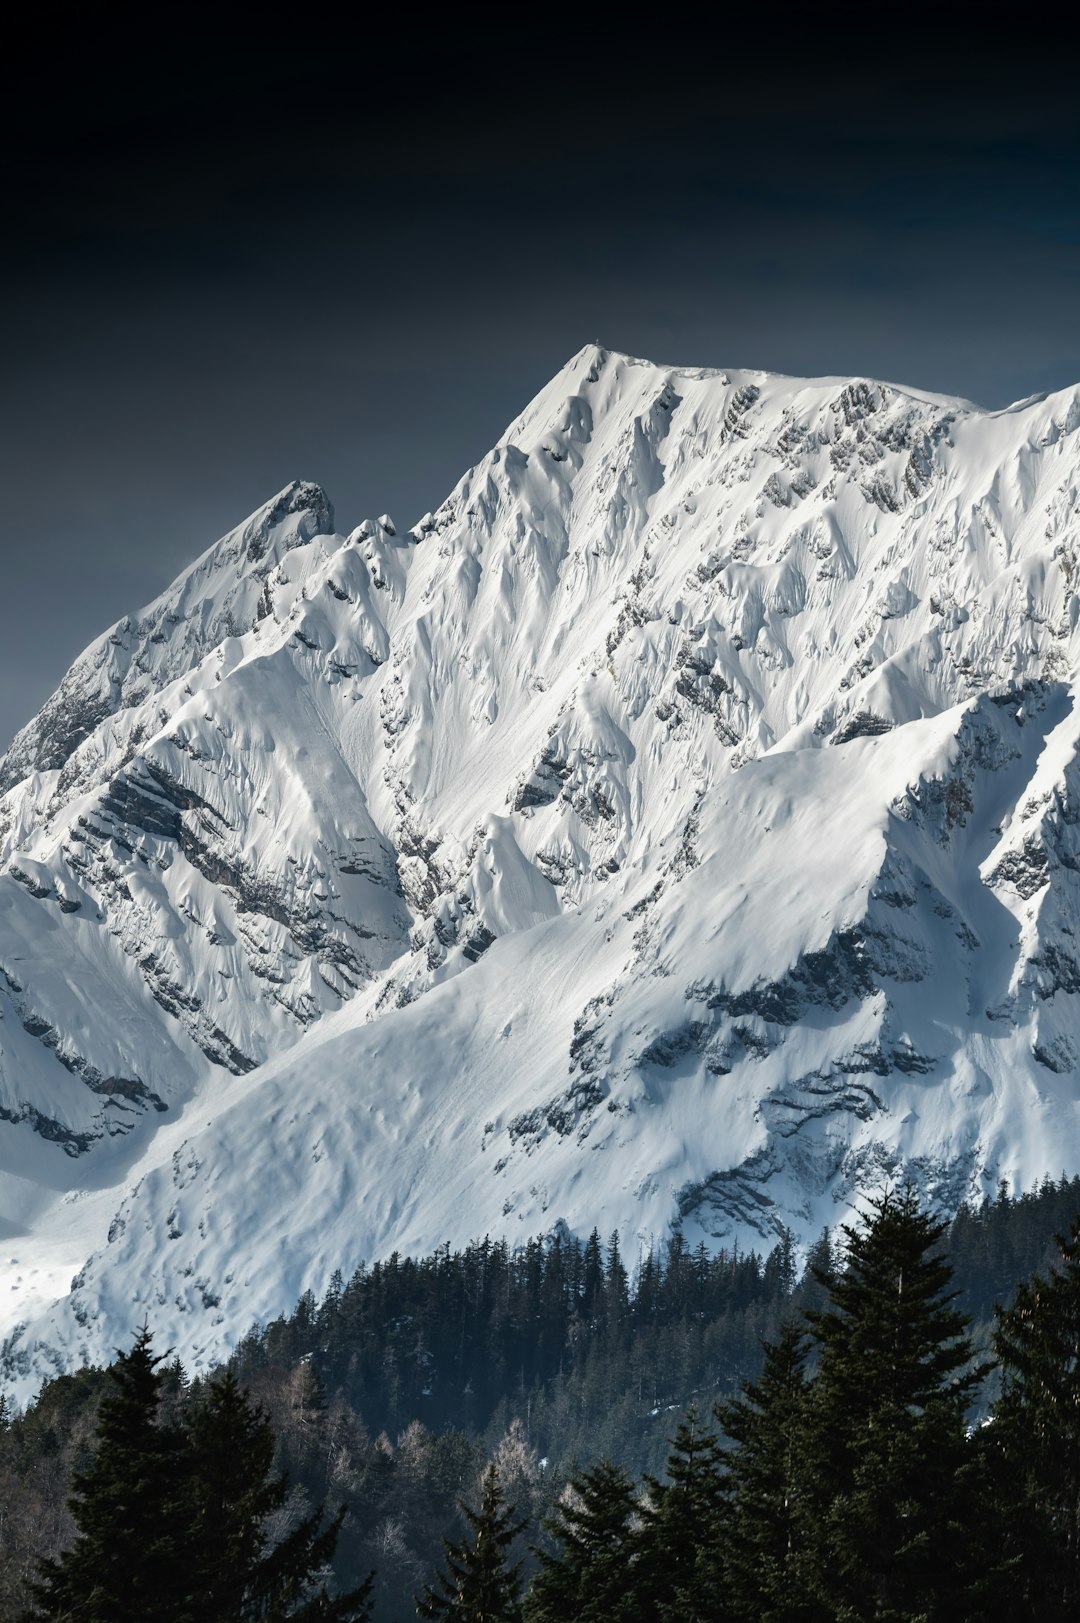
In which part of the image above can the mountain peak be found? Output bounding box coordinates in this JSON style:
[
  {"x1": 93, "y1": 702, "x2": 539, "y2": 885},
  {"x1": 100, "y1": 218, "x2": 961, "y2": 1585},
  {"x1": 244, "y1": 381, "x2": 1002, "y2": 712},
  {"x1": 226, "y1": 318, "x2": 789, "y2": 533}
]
[
  {"x1": 0, "y1": 479, "x2": 337, "y2": 792},
  {"x1": 236, "y1": 479, "x2": 334, "y2": 563},
  {"x1": 5, "y1": 352, "x2": 1080, "y2": 1397}
]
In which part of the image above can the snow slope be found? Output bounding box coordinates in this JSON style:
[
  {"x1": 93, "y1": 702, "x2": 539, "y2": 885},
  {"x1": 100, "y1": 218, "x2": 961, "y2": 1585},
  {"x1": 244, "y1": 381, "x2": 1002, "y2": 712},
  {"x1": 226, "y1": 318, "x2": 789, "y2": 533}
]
[{"x1": 4, "y1": 344, "x2": 1080, "y2": 1397}]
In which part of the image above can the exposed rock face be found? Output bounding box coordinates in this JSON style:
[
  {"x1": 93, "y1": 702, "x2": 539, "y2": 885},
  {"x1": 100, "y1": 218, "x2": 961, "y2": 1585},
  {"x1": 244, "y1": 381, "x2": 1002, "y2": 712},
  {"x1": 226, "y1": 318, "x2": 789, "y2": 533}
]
[{"x1": 5, "y1": 345, "x2": 1080, "y2": 1396}]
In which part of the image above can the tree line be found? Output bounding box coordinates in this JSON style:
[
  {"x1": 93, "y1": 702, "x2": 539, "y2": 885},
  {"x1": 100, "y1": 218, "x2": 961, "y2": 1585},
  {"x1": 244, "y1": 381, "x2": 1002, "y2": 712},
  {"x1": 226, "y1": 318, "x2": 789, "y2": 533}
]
[
  {"x1": 1, "y1": 1176, "x2": 1079, "y2": 1617},
  {"x1": 418, "y1": 1188, "x2": 1080, "y2": 1621}
]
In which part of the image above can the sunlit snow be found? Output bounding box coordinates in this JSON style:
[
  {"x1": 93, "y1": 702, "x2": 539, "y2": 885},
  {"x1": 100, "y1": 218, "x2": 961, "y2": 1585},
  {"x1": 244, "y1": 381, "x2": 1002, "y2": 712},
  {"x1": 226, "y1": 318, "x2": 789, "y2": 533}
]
[{"x1": 3, "y1": 345, "x2": 1080, "y2": 1398}]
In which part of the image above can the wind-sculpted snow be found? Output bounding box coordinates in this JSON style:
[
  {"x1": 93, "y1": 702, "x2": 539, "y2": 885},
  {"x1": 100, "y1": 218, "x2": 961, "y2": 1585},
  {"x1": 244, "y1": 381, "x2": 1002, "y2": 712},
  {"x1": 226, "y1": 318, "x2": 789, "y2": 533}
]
[
  {"x1": 5, "y1": 345, "x2": 1080, "y2": 1397},
  {"x1": 0, "y1": 482, "x2": 335, "y2": 797}
]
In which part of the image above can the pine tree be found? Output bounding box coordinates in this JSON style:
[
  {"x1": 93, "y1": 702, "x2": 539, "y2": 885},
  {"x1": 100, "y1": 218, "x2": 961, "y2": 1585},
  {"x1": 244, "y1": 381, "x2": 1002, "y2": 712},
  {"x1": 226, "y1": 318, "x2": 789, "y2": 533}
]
[
  {"x1": 991, "y1": 1211, "x2": 1080, "y2": 1620},
  {"x1": 417, "y1": 1462, "x2": 525, "y2": 1622},
  {"x1": 800, "y1": 1186, "x2": 992, "y2": 1622},
  {"x1": 714, "y1": 1320, "x2": 821, "y2": 1623},
  {"x1": 523, "y1": 1458, "x2": 640, "y2": 1623},
  {"x1": 23, "y1": 1324, "x2": 190, "y2": 1623},
  {"x1": 763, "y1": 1227, "x2": 798, "y2": 1300}
]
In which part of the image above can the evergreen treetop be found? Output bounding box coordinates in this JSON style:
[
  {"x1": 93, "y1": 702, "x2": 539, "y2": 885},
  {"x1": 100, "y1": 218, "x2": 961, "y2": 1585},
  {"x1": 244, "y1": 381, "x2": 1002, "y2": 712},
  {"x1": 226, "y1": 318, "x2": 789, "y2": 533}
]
[
  {"x1": 23, "y1": 1329, "x2": 371, "y2": 1623},
  {"x1": 524, "y1": 1457, "x2": 641, "y2": 1623},
  {"x1": 416, "y1": 1461, "x2": 525, "y2": 1622},
  {"x1": 23, "y1": 1324, "x2": 190, "y2": 1623},
  {"x1": 800, "y1": 1186, "x2": 994, "y2": 1622},
  {"x1": 713, "y1": 1319, "x2": 821, "y2": 1623},
  {"x1": 991, "y1": 1213, "x2": 1080, "y2": 1620}
]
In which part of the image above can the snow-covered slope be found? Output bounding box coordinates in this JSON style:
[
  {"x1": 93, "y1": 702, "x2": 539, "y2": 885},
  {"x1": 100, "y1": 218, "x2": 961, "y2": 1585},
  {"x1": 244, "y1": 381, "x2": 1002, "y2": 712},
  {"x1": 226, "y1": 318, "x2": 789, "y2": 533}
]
[{"x1": 5, "y1": 344, "x2": 1080, "y2": 1398}]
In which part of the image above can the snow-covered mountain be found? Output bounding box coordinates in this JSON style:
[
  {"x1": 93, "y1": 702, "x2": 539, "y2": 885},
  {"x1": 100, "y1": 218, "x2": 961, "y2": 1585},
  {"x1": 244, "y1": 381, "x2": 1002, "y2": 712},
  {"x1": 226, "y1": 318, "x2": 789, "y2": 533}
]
[{"x1": 4, "y1": 344, "x2": 1080, "y2": 1398}]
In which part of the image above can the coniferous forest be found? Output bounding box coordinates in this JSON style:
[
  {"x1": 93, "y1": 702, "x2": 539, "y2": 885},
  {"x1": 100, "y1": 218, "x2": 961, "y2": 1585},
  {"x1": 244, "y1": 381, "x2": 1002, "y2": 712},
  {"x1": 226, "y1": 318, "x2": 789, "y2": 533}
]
[{"x1": 2, "y1": 1176, "x2": 1079, "y2": 1619}]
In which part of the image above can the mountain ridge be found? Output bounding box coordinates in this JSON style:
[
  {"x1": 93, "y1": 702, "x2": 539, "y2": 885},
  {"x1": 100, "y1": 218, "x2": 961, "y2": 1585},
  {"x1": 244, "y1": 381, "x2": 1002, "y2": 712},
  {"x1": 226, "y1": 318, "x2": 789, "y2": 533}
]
[{"x1": 4, "y1": 342, "x2": 1080, "y2": 1398}]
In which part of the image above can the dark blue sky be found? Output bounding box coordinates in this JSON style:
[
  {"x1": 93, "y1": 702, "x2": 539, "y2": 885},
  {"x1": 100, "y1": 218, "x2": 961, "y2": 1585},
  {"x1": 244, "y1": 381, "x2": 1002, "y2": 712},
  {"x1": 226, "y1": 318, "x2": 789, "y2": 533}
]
[{"x1": 1, "y1": 17, "x2": 1077, "y2": 750}]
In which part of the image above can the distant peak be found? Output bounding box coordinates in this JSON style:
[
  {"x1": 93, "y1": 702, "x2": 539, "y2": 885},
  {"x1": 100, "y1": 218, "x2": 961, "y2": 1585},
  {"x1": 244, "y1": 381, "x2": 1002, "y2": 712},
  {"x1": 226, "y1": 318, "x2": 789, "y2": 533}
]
[
  {"x1": 239, "y1": 481, "x2": 334, "y2": 566},
  {"x1": 252, "y1": 479, "x2": 334, "y2": 534}
]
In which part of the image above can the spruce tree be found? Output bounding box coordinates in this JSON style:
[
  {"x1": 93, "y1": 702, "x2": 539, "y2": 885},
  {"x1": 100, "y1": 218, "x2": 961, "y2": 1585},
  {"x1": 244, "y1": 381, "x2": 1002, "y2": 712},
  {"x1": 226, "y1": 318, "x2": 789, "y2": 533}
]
[
  {"x1": 523, "y1": 1458, "x2": 640, "y2": 1623},
  {"x1": 800, "y1": 1186, "x2": 991, "y2": 1622},
  {"x1": 184, "y1": 1366, "x2": 372, "y2": 1621},
  {"x1": 991, "y1": 1211, "x2": 1080, "y2": 1620},
  {"x1": 581, "y1": 1230, "x2": 605, "y2": 1322},
  {"x1": 639, "y1": 1406, "x2": 730, "y2": 1623},
  {"x1": 417, "y1": 1461, "x2": 525, "y2": 1622},
  {"x1": 24, "y1": 1334, "x2": 370, "y2": 1623},
  {"x1": 23, "y1": 1324, "x2": 190, "y2": 1623},
  {"x1": 714, "y1": 1320, "x2": 822, "y2": 1623}
]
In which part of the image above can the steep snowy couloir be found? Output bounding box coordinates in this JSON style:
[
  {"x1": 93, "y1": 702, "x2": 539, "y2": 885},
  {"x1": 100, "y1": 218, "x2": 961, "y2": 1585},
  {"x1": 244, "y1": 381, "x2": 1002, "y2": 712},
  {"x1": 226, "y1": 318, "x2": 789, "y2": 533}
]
[{"x1": 3, "y1": 344, "x2": 1080, "y2": 1397}]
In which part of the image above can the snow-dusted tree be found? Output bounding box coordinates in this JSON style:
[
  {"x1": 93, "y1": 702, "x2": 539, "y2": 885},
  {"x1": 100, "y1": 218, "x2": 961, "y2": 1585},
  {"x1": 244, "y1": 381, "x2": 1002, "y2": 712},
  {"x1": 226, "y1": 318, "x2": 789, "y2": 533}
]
[{"x1": 490, "y1": 1418, "x2": 539, "y2": 1514}]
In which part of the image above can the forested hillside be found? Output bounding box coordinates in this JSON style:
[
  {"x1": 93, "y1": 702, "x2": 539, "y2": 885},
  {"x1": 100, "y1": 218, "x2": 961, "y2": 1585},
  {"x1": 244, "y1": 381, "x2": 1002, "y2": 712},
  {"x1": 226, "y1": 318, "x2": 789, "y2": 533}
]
[{"x1": 2, "y1": 1176, "x2": 1078, "y2": 1618}]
